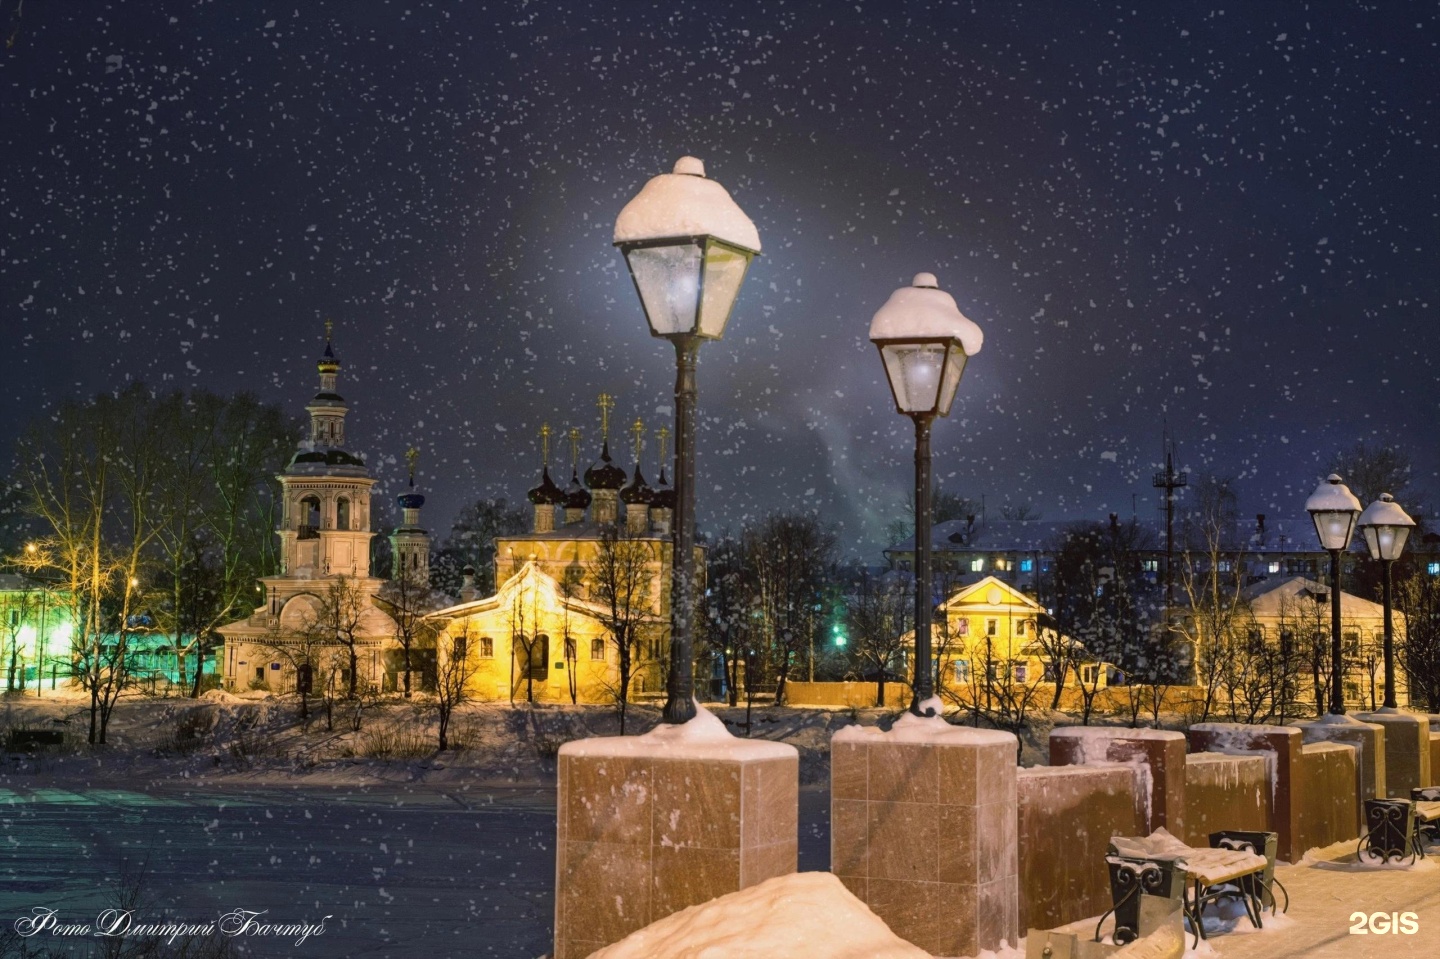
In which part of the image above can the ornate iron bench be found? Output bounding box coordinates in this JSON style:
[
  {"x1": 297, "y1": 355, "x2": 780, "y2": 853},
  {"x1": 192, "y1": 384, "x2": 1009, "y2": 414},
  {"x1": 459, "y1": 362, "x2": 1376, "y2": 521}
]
[
  {"x1": 1209, "y1": 830, "x2": 1287, "y2": 918},
  {"x1": 1412, "y1": 788, "x2": 1440, "y2": 845},
  {"x1": 1096, "y1": 855, "x2": 1185, "y2": 946},
  {"x1": 1359, "y1": 798, "x2": 1439, "y2": 865},
  {"x1": 1105, "y1": 832, "x2": 1268, "y2": 948}
]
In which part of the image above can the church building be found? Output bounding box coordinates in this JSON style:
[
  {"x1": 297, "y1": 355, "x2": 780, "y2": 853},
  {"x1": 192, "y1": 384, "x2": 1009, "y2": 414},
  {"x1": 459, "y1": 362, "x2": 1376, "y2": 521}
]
[
  {"x1": 427, "y1": 402, "x2": 685, "y2": 705},
  {"x1": 218, "y1": 326, "x2": 401, "y2": 694}
]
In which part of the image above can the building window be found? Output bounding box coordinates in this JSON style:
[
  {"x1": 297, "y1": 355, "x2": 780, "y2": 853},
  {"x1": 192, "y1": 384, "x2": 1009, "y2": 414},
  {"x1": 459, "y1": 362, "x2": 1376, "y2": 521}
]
[
  {"x1": 1217, "y1": 559, "x2": 1232, "y2": 573},
  {"x1": 987, "y1": 660, "x2": 1001, "y2": 682},
  {"x1": 1343, "y1": 631, "x2": 1360, "y2": 656},
  {"x1": 953, "y1": 660, "x2": 971, "y2": 684},
  {"x1": 477, "y1": 636, "x2": 493, "y2": 658},
  {"x1": 1429, "y1": 562, "x2": 1440, "y2": 576},
  {"x1": 591, "y1": 638, "x2": 606, "y2": 661},
  {"x1": 994, "y1": 557, "x2": 1010, "y2": 572},
  {"x1": 969, "y1": 558, "x2": 984, "y2": 572},
  {"x1": 564, "y1": 637, "x2": 576, "y2": 660},
  {"x1": 1142, "y1": 559, "x2": 1159, "y2": 573},
  {"x1": 956, "y1": 618, "x2": 969, "y2": 636},
  {"x1": 1013, "y1": 663, "x2": 1028, "y2": 684},
  {"x1": 1016, "y1": 620, "x2": 1027, "y2": 637},
  {"x1": 1019, "y1": 558, "x2": 1034, "y2": 573},
  {"x1": 1267, "y1": 561, "x2": 1281, "y2": 574},
  {"x1": 1080, "y1": 664, "x2": 1099, "y2": 685},
  {"x1": 985, "y1": 618, "x2": 998, "y2": 637},
  {"x1": 336, "y1": 497, "x2": 351, "y2": 531}
]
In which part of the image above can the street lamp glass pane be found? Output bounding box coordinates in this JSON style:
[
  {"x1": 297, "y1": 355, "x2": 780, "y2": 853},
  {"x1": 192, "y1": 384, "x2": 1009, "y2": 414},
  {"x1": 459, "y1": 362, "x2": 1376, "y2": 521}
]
[
  {"x1": 1361, "y1": 524, "x2": 1409, "y2": 562},
  {"x1": 626, "y1": 243, "x2": 702, "y2": 336},
  {"x1": 935, "y1": 343, "x2": 969, "y2": 416},
  {"x1": 1311, "y1": 510, "x2": 1356, "y2": 551},
  {"x1": 881, "y1": 343, "x2": 947, "y2": 412},
  {"x1": 698, "y1": 241, "x2": 752, "y2": 339}
]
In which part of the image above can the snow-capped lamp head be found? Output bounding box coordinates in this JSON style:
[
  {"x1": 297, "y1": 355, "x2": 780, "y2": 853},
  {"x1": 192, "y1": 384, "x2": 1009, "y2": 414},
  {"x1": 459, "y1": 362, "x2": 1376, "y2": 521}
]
[
  {"x1": 1356, "y1": 492, "x2": 1415, "y2": 563},
  {"x1": 1305, "y1": 473, "x2": 1363, "y2": 552},
  {"x1": 869, "y1": 273, "x2": 984, "y2": 418},
  {"x1": 613, "y1": 156, "x2": 761, "y2": 342}
]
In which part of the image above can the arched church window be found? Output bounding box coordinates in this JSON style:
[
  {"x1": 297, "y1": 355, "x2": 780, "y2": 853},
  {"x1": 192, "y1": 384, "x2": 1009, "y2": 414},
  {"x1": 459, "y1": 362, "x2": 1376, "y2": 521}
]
[{"x1": 336, "y1": 497, "x2": 351, "y2": 531}]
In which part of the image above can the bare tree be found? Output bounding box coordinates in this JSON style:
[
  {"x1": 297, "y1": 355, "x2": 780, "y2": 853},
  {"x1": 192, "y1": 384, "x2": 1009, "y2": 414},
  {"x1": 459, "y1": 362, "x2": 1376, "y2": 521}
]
[
  {"x1": 1397, "y1": 571, "x2": 1440, "y2": 711},
  {"x1": 435, "y1": 624, "x2": 480, "y2": 750},
  {"x1": 1173, "y1": 477, "x2": 1251, "y2": 722},
  {"x1": 845, "y1": 567, "x2": 910, "y2": 707},
  {"x1": 588, "y1": 525, "x2": 654, "y2": 733},
  {"x1": 1, "y1": 578, "x2": 39, "y2": 693},
  {"x1": 17, "y1": 386, "x2": 173, "y2": 744},
  {"x1": 299, "y1": 576, "x2": 371, "y2": 701},
  {"x1": 744, "y1": 513, "x2": 836, "y2": 706},
  {"x1": 376, "y1": 567, "x2": 445, "y2": 699}
]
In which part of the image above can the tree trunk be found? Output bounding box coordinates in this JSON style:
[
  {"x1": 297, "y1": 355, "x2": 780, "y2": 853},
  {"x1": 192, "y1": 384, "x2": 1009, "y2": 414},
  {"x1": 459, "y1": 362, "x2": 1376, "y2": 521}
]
[
  {"x1": 347, "y1": 648, "x2": 358, "y2": 699},
  {"x1": 403, "y1": 645, "x2": 412, "y2": 699}
]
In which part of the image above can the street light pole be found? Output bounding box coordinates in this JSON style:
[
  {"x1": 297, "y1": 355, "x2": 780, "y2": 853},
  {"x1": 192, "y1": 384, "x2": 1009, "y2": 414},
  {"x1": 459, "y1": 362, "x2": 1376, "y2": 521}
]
[
  {"x1": 912, "y1": 413, "x2": 935, "y2": 707},
  {"x1": 666, "y1": 334, "x2": 701, "y2": 723},
  {"x1": 614, "y1": 156, "x2": 760, "y2": 726},
  {"x1": 1356, "y1": 492, "x2": 1414, "y2": 712},
  {"x1": 1305, "y1": 474, "x2": 1362, "y2": 717},
  {"x1": 1327, "y1": 546, "x2": 1344, "y2": 715},
  {"x1": 869, "y1": 273, "x2": 984, "y2": 717}
]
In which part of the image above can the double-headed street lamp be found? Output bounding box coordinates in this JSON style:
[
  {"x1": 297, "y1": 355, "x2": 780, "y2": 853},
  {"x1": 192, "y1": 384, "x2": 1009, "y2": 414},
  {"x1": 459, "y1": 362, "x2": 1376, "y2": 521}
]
[
  {"x1": 870, "y1": 273, "x2": 983, "y2": 716},
  {"x1": 1356, "y1": 492, "x2": 1415, "y2": 712},
  {"x1": 614, "y1": 156, "x2": 760, "y2": 725},
  {"x1": 1305, "y1": 474, "x2": 1362, "y2": 716}
]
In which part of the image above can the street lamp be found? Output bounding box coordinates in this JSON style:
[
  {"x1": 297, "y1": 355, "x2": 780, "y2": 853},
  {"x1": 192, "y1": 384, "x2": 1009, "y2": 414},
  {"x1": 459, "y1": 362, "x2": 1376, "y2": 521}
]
[
  {"x1": 1305, "y1": 473, "x2": 1362, "y2": 716},
  {"x1": 1356, "y1": 492, "x2": 1415, "y2": 711},
  {"x1": 870, "y1": 273, "x2": 984, "y2": 715},
  {"x1": 614, "y1": 156, "x2": 760, "y2": 725}
]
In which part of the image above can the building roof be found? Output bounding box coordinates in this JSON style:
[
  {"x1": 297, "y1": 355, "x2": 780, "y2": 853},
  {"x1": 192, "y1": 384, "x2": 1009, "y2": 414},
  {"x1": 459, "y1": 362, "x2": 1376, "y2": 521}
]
[
  {"x1": 1240, "y1": 575, "x2": 1392, "y2": 621},
  {"x1": 885, "y1": 512, "x2": 1336, "y2": 556}
]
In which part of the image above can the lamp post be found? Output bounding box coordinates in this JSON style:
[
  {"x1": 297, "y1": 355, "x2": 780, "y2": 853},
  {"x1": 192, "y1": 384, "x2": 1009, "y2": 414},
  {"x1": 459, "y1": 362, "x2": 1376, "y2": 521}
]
[
  {"x1": 1356, "y1": 493, "x2": 1415, "y2": 711},
  {"x1": 1305, "y1": 474, "x2": 1362, "y2": 716},
  {"x1": 614, "y1": 156, "x2": 760, "y2": 725},
  {"x1": 870, "y1": 273, "x2": 983, "y2": 716}
]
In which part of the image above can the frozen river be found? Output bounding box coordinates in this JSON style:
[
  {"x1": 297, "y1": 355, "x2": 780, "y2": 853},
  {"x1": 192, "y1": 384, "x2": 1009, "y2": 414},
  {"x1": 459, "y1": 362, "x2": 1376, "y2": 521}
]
[{"x1": 0, "y1": 783, "x2": 832, "y2": 958}]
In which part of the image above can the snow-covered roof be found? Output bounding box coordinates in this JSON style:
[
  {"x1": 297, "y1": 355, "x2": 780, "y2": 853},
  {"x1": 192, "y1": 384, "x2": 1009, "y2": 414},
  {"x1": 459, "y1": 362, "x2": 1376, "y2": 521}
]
[
  {"x1": 1239, "y1": 575, "x2": 1391, "y2": 621},
  {"x1": 613, "y1": 156, "x2": 761, "y2": 252},
  {"x1": 868, "y1": 273, "x2": 984, "y2": 356}
]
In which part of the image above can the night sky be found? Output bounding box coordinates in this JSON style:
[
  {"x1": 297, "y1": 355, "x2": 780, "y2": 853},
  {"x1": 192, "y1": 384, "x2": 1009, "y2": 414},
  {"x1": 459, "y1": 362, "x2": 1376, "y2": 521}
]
[{"x1": 3, "y1": 1, "x2": 1437, "y2": 557}]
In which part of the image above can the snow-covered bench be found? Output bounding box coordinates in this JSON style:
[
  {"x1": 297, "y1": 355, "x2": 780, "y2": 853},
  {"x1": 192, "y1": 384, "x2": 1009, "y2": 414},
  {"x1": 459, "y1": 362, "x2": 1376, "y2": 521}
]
[{"x1": 1102, "y1": 829, "x2": 1270, "y2": 948}]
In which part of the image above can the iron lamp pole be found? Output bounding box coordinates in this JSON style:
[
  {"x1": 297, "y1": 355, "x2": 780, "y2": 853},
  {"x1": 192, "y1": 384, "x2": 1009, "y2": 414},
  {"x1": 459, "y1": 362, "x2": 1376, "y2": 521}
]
[
  {"x1": 1356, "y1": 492, "x2": 1415, "y2": 711},
  {"x1": 614, "y1": 157, "x2": 760, "y2": 725},
  {"x1": 869, "y1": 273, "x2": 983, "y2": 716},
  {"x1": 1305, "y1": 474, "x2": 1362, "y2": 716}
]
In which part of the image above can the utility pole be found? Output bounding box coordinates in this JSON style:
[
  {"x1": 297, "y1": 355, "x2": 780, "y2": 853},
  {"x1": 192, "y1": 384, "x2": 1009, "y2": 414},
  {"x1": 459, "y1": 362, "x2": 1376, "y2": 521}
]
[{"x1": 1152, "y1": 437, "x2": 1187, "y2": 617}]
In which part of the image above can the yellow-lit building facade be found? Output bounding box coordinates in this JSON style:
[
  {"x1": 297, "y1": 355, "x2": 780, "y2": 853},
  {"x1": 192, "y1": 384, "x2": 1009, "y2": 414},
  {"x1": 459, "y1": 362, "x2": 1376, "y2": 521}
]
[
  {"x1": 427, "y1": 429, "x2": 688, "y2": 705},
  {"x1": 919, "y1": 575, "x2": 1107, "y2": 696}
]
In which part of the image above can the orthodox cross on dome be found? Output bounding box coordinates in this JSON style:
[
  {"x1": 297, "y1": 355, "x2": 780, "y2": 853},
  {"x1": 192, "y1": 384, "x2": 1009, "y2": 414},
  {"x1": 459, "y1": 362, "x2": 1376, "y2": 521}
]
[
  {"x1": 597, "y1": 393, "x2": 615, "y2": 439},
  {"x1": 539, "y1": 423, "x2": 552, "y2": 466},
  {"x1": 567, "y1": 427, "x2": 582, "y2": 471},
  {"x1": 655, "y1": 426, "x2": 670, "y2": 467},
  {"x1": 405, "y1": 446, "x2": 420, "y2": 487},
  {"x1": 628, "y1": 417, "x2": 645, "y2": 462},
  {"x1": 324, "y1": 318, "x2": 334, "y2": 345}
]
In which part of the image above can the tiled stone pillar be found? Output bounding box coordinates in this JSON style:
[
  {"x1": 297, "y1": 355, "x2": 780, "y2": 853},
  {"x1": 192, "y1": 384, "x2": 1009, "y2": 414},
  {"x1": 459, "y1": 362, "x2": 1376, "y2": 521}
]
[
  {"x1": 831, "y1": 717, "x2": 1018, "y2": 957},
  {"x1": 1049, "y1": 728, "x2": 1186, "y2": 836},
  {"x1": 1354, "y1": 711, "x2": 1431, "y2": 797},
  {"x1": 1292, "y1": 715, "x2": 1385, "y2": 829},
  {"x1": 1188, "y1": 723, "x2": 1303, "y2": 863},
  {"x1": 553, "y1": 710, "x2": 798, "y2": 959}
]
